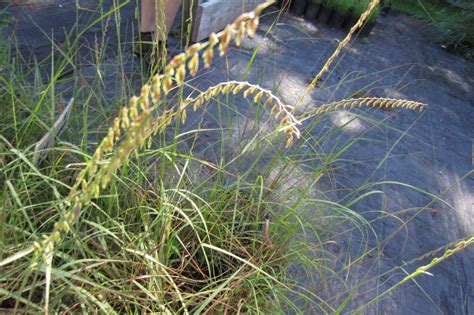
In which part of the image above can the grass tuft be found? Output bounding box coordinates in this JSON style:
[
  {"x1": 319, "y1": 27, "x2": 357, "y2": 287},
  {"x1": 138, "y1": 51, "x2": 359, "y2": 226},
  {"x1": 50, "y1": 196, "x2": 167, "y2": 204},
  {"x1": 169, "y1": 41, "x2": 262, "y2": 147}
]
[{"x1": 0, "y1": 0, "x2": 472, "y2": 313}]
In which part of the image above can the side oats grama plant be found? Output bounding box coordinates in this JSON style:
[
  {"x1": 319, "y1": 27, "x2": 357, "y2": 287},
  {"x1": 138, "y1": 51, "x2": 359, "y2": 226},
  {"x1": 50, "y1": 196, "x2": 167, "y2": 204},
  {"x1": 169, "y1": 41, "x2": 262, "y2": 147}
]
[
  {"x1": 2, "y1": 0, "x2": 472, "y2": 313},
  {"x1": 31, "y1": 2, "x2": 302, "y2": 267}
]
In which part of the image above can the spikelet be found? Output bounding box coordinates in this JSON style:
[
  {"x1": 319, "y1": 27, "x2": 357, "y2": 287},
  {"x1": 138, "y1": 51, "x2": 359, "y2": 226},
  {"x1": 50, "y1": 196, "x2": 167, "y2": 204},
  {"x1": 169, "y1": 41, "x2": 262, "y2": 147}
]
[
  {"x1": 151, "y1": 74, "x2": 161, "y2": 103},
  {"x1": 219, "y1": 25, "x2": 234, "y2": 56},
  {"x1": 263, "y1": 96, "x2": 274, "y2": 108},
  {"x1": 129, "y1": 96, "x2": 139, "y2": 119},
  {"x1": 188, "y1": 52, "x2": 199, "y2": 77},
  {"x1": 186, "y1": 43, "x2": 201, "y2": 56},
  {"x1": 233, "y1": 83, "x2": 246, "y2": 94},
  {"x1": 181, "y1": 109, "x2": 187, "y2": 124},
  {"x1": 222, "y1": 82, "x2": 235, "y2": 94},
  {"x1": 203, "y1": 47, "x2": 214, "y2": 69},
  {"x1": 247, "y1": 15, "x2": 259, "y2": 38},
  {"x1": 176, "y1": 64, "x2": 186, "y2": 84},
  {"x1": 193, "y1": 97, "x2": 202, "y2": 111},
  {"x1": 211, "y1": 85, "x2": 222, "y2": 97},
  {"x1": 209, "y1": 32, "x2": 219, "y2": 47},
  {"x1": 244, "y1": 87, "x2": 257, "y2": 98},
  {"x1": 235, "y1": 20, "x2": 246, "y2": 47},
  {"x1": 121, "y1": 107, "x2": 130, "y2": 129},
  {"x1": 170, "y1": 52, "x2": 186, "y2": 68},
  {"x1": 113, "y1": 118, "x2": 121, "y2": 140},
  {"x1": 140, "y1": 85, "x2": 150, "y2": 111},
  {"x1": 253, "y1": 91, "x2": 264, "y2": 103}
]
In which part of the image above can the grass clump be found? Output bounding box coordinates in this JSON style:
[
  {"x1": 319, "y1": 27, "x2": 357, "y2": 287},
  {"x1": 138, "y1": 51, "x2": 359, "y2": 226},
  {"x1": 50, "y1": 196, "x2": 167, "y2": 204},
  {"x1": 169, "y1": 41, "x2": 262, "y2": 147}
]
[
  {"x1": 1, "y1": 0, "x2": 473, "y2": 313},
  {"x1": 0, "y1": 2, "x2": 320, "y2": 312}
]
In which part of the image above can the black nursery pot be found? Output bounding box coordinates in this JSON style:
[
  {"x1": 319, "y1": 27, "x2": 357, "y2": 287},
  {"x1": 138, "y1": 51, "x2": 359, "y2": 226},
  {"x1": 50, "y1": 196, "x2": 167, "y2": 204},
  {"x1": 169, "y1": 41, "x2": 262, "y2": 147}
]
[
  {"x1": 317, "y1": 5, "x2": 333, "y2": 24},
  {"x1": 328, "y1": 10, "x2": 347, "y2": 29},
  {"x1": 343, "y1": 14, "x2": 358, "y2": 31},
  {"x1": 291, "y1": 0, "x2": 308, "y2": 16},
  {"x1": 304, "y1": 3, "x2": 321, "y2": 20},
  {"x1": 277, "y1": 0, "x2": 292, "y2": 10},
  {"x1": 359, "y1": 21, "x2": 376, "y2": 38},
  {"x1": 381, "y1": 3, "x2": 391, "y2": 16}
]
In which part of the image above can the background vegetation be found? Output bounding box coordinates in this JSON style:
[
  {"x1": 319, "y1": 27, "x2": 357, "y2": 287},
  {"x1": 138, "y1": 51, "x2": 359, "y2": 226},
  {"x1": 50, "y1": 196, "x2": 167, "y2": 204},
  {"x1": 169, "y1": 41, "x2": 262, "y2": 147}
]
[{"x1": 391, "y1": 0, "x2": 474, "y2": 58}]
